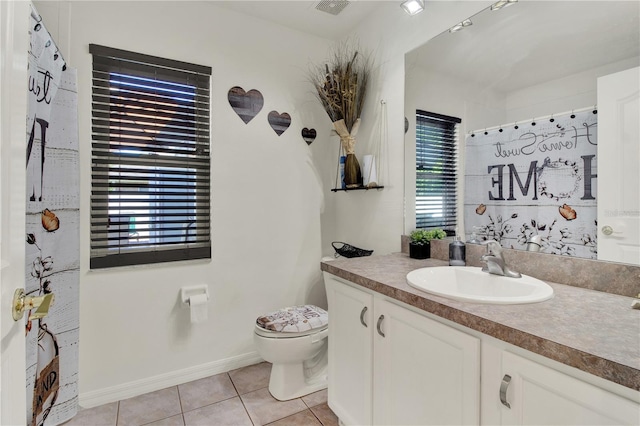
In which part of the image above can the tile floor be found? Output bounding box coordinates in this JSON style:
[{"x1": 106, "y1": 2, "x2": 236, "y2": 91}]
[{"x1": 63, "y1": 362, "x2": 338, "y2": 426}]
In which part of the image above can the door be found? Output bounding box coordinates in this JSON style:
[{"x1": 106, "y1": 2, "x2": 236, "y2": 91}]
[
  {"x1": 324, "y1": 274, "x2": 373, "y2": 426},
  {"x1": 597, "y1": 66, "x2": 640, "y2": 265},
  {"x1": 500, "y1": 351, "x2": 640, "y2": 425},
  {"x1": 1, "y1": 1, "x2": 29, "y2": 424},
  {"x1": 373, "y1": 299, "x2": 480, "y2": 425}
]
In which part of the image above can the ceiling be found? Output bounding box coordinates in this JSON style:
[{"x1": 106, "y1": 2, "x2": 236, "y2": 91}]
[
  {"x1": 212, "y1": 1, "x2": 390, "y2": 40},
  {"x1": 407, "y1": 1, "x2": 640, "y2": 93}
]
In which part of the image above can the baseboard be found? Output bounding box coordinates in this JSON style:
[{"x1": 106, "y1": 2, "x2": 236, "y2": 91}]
[{"x1": 78, "y1": 352, "x2": 264, "y2": 408}]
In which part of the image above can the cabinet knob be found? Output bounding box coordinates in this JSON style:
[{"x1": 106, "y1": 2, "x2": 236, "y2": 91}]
[
  {"x1": 360, "y1": 306, "x2": 368, "y2": 327},
  {"x1": 500, "y1": 374, "x2": 512, "y2": 409},
  {"x1": 377, "y1": 315, "x2": 385, "y2": 337}
]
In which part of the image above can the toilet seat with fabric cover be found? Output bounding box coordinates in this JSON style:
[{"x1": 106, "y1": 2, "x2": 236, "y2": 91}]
[{"x1": 255, "y1": 305, "x2": 328, "y2": 338}]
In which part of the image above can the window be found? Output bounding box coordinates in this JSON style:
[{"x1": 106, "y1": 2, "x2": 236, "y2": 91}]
[
  {"x1": 90, "y1": 44, "x2": 211, "y2": 268},
  {"x1": 415, "y1": 110, "x2": 461, "y2": 232}
]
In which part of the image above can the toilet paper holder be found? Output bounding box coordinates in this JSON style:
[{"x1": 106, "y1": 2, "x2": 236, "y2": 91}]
[{"x1": 181, "y1": 285, "x2": 209, "y2": 305}]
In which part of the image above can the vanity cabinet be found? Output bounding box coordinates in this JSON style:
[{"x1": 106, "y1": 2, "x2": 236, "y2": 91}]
[
  {"x1": 325, "y1": 274, "x2": 480, "y2": 425},
  {"x1": 496, "y1": 351, "x2": 640, "y2": 425},
  {"x1": 325, "y1": 277, "x2": 374, "y2": 425},
  {"x1": 325, "y1": 272, "x2": 640, "y2": 426}
]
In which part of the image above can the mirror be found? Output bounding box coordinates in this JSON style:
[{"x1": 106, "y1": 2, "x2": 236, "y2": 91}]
[{"x1": 405, "y1": 0, "x2": 640, "y2": 264}]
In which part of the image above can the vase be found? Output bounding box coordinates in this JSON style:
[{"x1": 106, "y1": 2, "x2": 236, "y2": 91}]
[
  {"x1": 409, "y1": 242, "x2": 430, "y2": 259},
  {"x1": 344, "y1": 153, "x2": 362, "y2": 188},
  {"x1": 333, "y1": 118, "x2": 363, "y2": 188}
]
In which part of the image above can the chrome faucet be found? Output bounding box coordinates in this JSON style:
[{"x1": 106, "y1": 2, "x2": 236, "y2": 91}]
[{"x1": 481, "y1": 240, "x2": 522, "y2": 278}]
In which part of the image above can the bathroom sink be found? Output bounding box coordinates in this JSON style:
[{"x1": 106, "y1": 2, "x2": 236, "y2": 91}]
[{"x1": 406, "y1": 266, "x2": 554, "y2": 304}]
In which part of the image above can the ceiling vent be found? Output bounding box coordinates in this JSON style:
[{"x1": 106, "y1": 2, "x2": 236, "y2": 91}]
[{"x1": 315, "y1": 1, "x2": 350, "y2": 16}]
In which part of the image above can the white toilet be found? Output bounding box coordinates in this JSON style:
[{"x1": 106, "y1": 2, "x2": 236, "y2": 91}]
[{"x1": 254, "y1": 304, "x2": 329, "y2": 401}]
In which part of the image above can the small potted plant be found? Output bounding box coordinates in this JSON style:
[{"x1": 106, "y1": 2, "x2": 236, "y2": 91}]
[{"x1": 409, "y1": 228, "x2": 447, "y2": 259}]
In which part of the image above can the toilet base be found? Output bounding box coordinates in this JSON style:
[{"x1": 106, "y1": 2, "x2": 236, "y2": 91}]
[
  {"x1": 268, "y1": 360, "x2": 328, "y2": 401},
  {"x1": 267, "y1": 340, "x2": 328, "y2": 401}
]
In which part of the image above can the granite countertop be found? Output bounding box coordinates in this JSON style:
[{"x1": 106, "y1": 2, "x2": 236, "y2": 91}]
[{"x1": 321, "y1": 253, "x2": 640, "y2": 391}]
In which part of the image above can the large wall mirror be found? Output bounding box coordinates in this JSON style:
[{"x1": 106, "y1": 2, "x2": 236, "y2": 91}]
[{"x1": 405, "y1": 0, "x2": 640, "y2": 265}]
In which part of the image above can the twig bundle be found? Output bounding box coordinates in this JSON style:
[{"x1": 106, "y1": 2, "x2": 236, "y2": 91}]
[{"x1": 308, "y1": 41, "x2": 372, "y2": 133}]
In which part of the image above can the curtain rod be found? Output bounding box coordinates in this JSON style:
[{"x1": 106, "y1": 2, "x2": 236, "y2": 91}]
[
  {"x1": 468, "y1": 105, "x2": 597, "y2": 135},
  {"x1": 30, "y1": 4, "x2": 67, "y2": 71}
]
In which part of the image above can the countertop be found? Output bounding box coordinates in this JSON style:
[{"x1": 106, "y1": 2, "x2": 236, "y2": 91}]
[{"x1": 321, "y1": 253, "x2": 640, "y2": 391}]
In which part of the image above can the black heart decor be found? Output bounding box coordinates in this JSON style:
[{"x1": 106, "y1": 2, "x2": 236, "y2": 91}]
[
  {"x1": 227, "y1": 86, "x2": 264, "y2": 124},
  {"x1": 302, "y1": 128, "x2": 317, "y2": 145},
  {"x1": 268, "y1": 111, "x2": 291, "y2": 136}
]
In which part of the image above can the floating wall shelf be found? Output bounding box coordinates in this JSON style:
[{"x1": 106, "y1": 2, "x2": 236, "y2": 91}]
[{"x1": 331, "y1": 185, "x2": 384, "y2": 192}]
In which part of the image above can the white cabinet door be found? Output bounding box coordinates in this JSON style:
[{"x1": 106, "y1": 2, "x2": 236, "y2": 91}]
[
  {"x1": 373, "y1": 299, "x2": 480, "y2": 425},
  {"x1": 324, "y1": 275, "x2": 374, "y2": 426},
  {"x1": 501, "y1": 351, "x2": 640, "y2": 425}
]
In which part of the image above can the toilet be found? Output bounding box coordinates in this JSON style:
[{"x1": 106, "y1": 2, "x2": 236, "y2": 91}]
[{"x1": 254, "y1": 304, "x2": 329, "y2": 401}]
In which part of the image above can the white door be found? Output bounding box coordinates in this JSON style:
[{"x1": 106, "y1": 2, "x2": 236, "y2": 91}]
[
  {"x1": 373, "y1": 299, "x2": 480, "y2": 425},
  {"x1": 500, "y1": 351, "x2": 640, "y2": 425},
  {"x1": 324, "y1": 274, "x2": 373, "y2": 426},
  {"x1": 597, "y1": 66, "x2": 640, "y2": 265},
  {"x1": 1, "y1": 1, "x2": 29, "y2": 424}
]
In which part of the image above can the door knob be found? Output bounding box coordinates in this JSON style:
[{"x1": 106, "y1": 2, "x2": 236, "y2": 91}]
[
  {"x1": 601, "y1": 225, "x2": 624, "y2": 236},
  {"x1": 12, "y1": 288, "x2": 55, "y2": 321}
]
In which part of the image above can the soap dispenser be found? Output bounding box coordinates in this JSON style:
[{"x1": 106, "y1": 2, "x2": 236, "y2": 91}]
[{"x1": 449, "y1": 229, "x2": 466, "y2": 266}]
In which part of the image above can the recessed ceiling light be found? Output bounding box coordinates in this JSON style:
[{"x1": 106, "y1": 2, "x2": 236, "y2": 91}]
[{"x1": 401, "y1": 0, "x2": 425, "y2": 16}]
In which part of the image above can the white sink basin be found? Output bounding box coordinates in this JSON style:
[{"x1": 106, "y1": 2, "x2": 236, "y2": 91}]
[{"x1": 406, "y1": 266, "x2": 554, "y2": 304}]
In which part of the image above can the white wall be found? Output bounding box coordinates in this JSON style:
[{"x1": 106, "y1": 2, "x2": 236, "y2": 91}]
[
  {"x1": 505, "y1": 56, "x2": 640, "y2": 123},
  {"x1": 322, "y1": 0, "x2": 493, "y2": 253},
  {"x1": 31, "y1": 0, "x2": 495, "y2": 406},
  {"x1": 35, "y1": 0, "x2": 335, "y2": 405}
]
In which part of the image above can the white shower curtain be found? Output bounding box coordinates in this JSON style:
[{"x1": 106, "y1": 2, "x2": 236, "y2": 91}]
[
  {"x1": 464, "y1": 108, "x2": 598, "y2": 258},
  {"x1": 25, "y1": 5, "x2": 79, "y2": 426}
]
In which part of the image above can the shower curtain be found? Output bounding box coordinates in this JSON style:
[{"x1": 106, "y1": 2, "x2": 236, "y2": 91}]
[
  {"x1": 25, "y1": 5, "x2": 79, "y2": 425},
  {"x1": 464, "y1": 109, "x2": 597, "y2": 258}
]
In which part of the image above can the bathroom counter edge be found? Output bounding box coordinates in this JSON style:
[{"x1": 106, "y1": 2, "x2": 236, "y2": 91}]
[{"x1": 321, "y1": 253, "x2": 640, "y2": 392}]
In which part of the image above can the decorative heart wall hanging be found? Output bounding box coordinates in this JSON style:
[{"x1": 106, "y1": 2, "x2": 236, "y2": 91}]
[
  {"x1": 228, "y1": 86, "x2": 264, "y2": 124},
  {"x1": 268, "y1": 111, "x2": 291, "y2": 136},
  {"x1": 302, "y1": 128, "x2": 317, "y2": 145}
]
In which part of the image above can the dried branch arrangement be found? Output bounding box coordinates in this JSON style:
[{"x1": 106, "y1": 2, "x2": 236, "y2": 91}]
[
  {"x1": 308, "y1": 41, "x2": 373, "y2": 188},
  {"x1": 308, "y1": 41, "x2": 372, "y2": 133}
]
